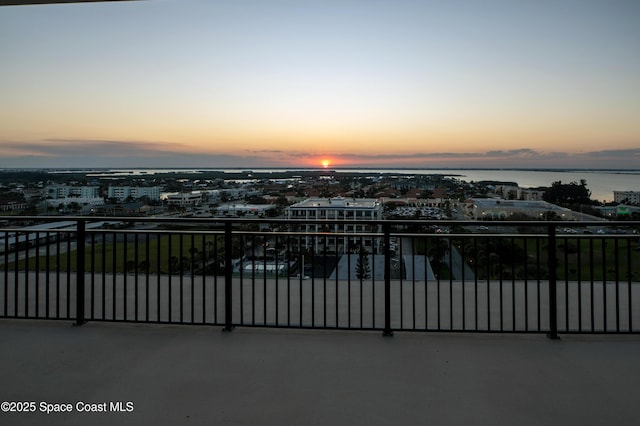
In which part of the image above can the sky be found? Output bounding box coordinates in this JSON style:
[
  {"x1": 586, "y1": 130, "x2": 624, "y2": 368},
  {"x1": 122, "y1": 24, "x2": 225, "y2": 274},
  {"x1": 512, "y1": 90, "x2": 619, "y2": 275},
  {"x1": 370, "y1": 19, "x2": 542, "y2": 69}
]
[{"x1": 1, "y1": 0, "x2": 639, "y2": 169}]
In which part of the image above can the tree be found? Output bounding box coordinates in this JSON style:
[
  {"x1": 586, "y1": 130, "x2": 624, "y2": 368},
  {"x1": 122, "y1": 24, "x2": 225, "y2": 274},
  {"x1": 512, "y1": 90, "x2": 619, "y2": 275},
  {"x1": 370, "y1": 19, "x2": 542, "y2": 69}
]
[
  {"x1": 275, "y1": 196, "x2": 290, "y2": 209},
  {"x1": 355, "y1": 246, "x2": 371, "y2": 280},
  {"x1": 543, "y1": 180, "x2": 592, "y2": 205},
  {"x1": 427, "y1": 238, "x2": 450, "y2": 264},
  {"x1": 541, "y1": 211, "x2": 560, "y2": 221}
]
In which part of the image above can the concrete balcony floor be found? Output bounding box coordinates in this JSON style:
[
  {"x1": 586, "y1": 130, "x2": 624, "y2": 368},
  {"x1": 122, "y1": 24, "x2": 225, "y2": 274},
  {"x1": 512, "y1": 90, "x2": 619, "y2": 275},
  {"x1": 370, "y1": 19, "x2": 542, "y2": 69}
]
[{"x1": 1, "y1": 320, "x2": 639, "y2": 425}]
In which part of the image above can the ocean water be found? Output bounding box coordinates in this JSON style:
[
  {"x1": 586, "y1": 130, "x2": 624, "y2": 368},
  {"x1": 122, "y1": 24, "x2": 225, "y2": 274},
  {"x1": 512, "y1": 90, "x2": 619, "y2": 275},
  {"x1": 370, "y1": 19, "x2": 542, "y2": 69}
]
[
  {"x1": 403, "y1": 169, "x2": 639, "y2": 203},
  {"x1": 79, "y1": 168, "x2": 640, "y2": 202},
  {"x1": 327, "y1": 169, "x2": 639, "y2": 202}
]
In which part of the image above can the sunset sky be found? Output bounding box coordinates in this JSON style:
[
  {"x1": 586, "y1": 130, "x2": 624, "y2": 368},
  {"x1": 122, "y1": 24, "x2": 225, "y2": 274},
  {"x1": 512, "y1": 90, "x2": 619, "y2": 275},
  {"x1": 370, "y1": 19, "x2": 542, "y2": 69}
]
[{"x1": 1, "y1": 0, "x2": 639, "y2": 169}]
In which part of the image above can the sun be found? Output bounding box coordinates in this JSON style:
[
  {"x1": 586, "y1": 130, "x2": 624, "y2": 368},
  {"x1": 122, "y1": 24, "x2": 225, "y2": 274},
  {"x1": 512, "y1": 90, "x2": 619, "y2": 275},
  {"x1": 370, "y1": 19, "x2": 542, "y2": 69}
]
[{"x1": 321, "y1": 159, "x2": 330, "y2": 168}]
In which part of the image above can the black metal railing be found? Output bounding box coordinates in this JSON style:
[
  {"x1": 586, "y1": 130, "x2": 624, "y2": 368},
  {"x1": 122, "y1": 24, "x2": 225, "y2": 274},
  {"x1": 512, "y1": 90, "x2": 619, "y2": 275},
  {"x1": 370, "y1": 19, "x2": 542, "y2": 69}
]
[{"x1": 1, "y1": 216, "x2": 639, "y2": 336}]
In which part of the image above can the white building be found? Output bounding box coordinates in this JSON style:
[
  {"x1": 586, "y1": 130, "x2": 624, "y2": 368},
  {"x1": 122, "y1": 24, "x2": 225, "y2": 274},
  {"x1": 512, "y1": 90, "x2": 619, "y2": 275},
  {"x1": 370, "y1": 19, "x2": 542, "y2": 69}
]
[
  {"x1": 614, "y1": 191, "x2": 640, "y2": 205},
  {"x1": 0, "y1": 202, "x2": 27, "y2": 212},
  {"x1": 108, "y1": 186, "x2": 161, "y2": 202},
  {"x1": 46, "y1": 185, "x2": 99, "y2": 199},
  {"x1": 166, "y1": 192, "x2": 202, "y2": 207},
  {"x1": 287, "y1": 197, "x2": 383, "y2": 253},
  {"x1": 520, "y1": 188, "x2": 546, "y2": 201},
  {"x1": 216, "y1": 203, "x2": 276, "y2": 216},
  {"x1": 493, "y1": 185, "x2": 546, "y2": 201},
  {"x1": 469, "y1": 199, "x2": 573, "y2": 220},
  {"x1": 45, "y1": 197, "x2": 104, "y2": 209}
]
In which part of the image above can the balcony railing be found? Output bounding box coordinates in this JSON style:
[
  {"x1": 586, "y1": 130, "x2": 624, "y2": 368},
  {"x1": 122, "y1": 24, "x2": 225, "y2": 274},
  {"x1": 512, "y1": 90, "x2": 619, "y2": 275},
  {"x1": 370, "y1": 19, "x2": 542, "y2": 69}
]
[{"x1": 2, "y1": 216, "x2": 639, "y2": 337}]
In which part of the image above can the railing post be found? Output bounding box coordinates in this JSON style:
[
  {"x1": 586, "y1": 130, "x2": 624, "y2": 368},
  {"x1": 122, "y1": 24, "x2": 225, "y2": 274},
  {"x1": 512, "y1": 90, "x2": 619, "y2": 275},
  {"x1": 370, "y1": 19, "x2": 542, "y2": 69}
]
[
  {"x1": 223, "y1": 221, "x2": 234, "y2": 332},
  {"x1": 383, "y1": 223, "x2": 393, "y2": 336},
  {"x1": 547, "y1": 224, "x2": 559, "y2": 339},
  {"x1": 75, "y1": 219, "x2": 86, "y2": 326}
]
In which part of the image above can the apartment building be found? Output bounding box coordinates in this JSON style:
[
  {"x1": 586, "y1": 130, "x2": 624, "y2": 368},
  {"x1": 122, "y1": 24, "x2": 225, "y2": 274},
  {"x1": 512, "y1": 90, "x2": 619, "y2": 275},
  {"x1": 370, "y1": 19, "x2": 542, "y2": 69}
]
[
  {"x1": 614, "y1": 191, "x2": 640, "y2": 205},
  {"x1": 287, "y1": 197, "x2": 383, "y2": 253},
  {"x1": 107, "y1": 186, "x2": 161, "y2": 202},
  {"x1": 46, "y1": 185, "x2": 99, "y2": 199},
  {"x1": 494, "y1": 184, "x2": 546, "y2": 201},
  {"x1": 166, "y1": 191, "x2": 202, "y2": 207}
]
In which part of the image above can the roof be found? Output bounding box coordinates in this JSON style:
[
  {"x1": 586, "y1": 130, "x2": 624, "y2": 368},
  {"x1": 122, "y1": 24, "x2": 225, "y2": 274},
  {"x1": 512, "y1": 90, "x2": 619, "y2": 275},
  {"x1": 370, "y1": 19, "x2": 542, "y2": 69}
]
[
  {"x1": 470, "y1": 198, "x2": 570, "y2": 212},
  {"x1": 290, "y1": 197, "x2": 381, "y2": 209}
]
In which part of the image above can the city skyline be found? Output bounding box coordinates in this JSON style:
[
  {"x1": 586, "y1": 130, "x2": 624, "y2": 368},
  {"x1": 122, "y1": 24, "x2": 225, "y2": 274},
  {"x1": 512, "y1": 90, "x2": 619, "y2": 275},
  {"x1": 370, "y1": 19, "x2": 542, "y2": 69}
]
[{"x1": 1, "y1": 0, "x2": 639, "y2": 169}]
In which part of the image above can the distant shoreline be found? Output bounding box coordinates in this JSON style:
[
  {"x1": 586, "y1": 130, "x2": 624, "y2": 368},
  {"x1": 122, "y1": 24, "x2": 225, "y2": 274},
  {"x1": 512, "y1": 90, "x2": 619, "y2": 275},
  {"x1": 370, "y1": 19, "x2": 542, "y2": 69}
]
[
  {"x1": 2, "y1": 167, "x2": 639, "y2": 174},
  {"x1": 1, "y1": 167, "x2": 636, "y2": 202}
]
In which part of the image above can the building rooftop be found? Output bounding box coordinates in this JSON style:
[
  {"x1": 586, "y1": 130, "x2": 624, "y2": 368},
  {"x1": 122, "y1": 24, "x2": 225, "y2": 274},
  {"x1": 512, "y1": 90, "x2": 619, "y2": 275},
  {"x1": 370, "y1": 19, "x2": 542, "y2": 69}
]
[
  {"x1": 290, "y1": 197, "x2": 381, "y2": 209},
  {"x1": 470, "y1": 198, "x2": 569, "y2": 211},
  {"x1": 1, "y1": 320, "x2": 639, "y2": 425}
]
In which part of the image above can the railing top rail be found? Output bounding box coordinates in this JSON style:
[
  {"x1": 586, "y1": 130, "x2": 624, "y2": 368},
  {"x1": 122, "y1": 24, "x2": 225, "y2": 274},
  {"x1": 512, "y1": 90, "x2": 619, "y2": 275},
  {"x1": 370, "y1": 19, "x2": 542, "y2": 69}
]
[{"x1": 3, "y1": 215, "x2": 640, "y2": 228}]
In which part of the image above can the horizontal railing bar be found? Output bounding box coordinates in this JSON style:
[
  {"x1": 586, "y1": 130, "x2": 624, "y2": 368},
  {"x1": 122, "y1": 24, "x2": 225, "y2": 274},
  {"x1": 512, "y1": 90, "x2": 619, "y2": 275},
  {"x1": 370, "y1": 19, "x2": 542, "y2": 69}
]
[{"x1": 5, "y1": 215, "x2": 640, "y2": 227}]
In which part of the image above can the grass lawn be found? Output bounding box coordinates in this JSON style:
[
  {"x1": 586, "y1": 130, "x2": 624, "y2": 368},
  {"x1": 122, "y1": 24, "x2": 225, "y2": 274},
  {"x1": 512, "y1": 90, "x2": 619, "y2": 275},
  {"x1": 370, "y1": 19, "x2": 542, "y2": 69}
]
[
  {"x1": 557, "y1": 237, "x2": 640, "y2": 281},
  {"x1": 8, "y1": 232, "x2": 640, "y2": 282},
  {"x1": 12, "y1": 234, "x2": 224, "y2": 274}
]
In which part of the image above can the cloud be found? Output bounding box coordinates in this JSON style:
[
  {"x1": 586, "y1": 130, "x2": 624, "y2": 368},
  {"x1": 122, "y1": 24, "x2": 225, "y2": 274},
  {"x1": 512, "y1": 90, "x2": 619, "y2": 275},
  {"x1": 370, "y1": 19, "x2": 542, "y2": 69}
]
[
  {"x1": 0, "y1": 139, "x2": 288, "y2": 169},
  {"x1": 282, "y1": 149, "x2": 554, "y2": 162},
  {"x1": 583, "y1": 148, "x2": 640, "y2": 158},
  {"x1": 485, "y1": 149, "x2": 540, "y2": 157},
  {"x1": 1, "y1": 139, "x2": 638, "y2": 169},
  {"x1": 0, "y1": 139, "x2": 184, "y2": 158},
  {"x1": 250, "y1": 150, "x2": 285, "y2": 154},
  {"x1": 272, "y1": 148, "x2": 640, "y2": 169},
  {"x1": 41, "y1": 139, "x2": 185, "y2": 157}
]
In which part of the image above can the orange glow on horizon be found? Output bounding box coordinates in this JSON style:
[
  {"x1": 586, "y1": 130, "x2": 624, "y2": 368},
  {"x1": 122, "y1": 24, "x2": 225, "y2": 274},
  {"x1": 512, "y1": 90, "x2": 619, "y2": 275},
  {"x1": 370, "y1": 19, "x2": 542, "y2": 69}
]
[{"x1": 321, "y1": 159, "x2": 330, "y2": 168}]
